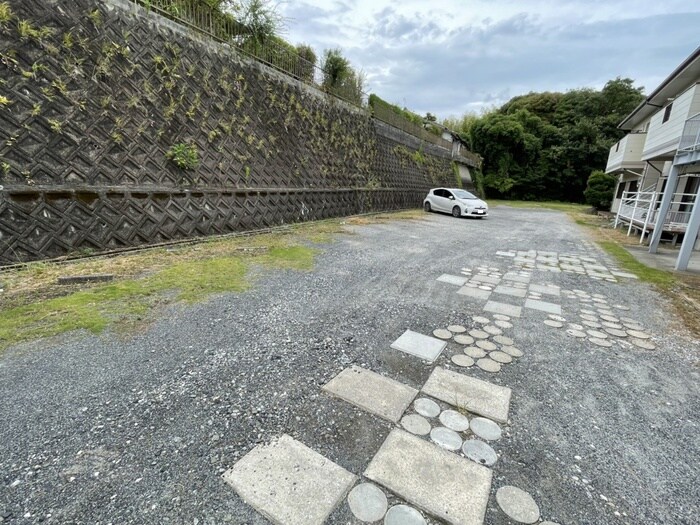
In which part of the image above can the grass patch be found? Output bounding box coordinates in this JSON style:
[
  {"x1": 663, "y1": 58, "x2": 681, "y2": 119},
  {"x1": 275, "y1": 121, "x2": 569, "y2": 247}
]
[
  {"x1": 490, "y1": 200, "x2": 591, "y2": 213},
  {"x1": 597, "y1": 241, "x2": 675, "y2": 287},
  {"x1": 0, "y1": 211, "x2": 420, "y2": 351}
]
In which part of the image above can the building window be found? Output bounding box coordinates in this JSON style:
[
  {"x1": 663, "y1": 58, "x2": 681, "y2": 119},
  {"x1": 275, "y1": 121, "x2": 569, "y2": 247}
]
[
  {"x1": 615, "y1": 142, "x2": 620, "y2": 152},
  {"x1": 662, "y1": 103, "x2": 673, "y2": 123},
  {"x1": 616, "y1": 182, "x2": 625, "y2": 198}
]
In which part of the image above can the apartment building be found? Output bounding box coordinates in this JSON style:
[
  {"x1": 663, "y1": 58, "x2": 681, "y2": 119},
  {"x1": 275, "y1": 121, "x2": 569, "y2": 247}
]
[{"x1": 605, "y1": 46, "x2": 700, "y2": 270}]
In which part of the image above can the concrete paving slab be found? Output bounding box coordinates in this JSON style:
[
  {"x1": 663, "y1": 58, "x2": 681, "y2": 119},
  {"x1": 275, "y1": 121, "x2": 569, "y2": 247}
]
[
  {"x1": 421, "y1": 367, "x2": 512, "y2": 423},
  {"x1": 529, "y1": 284, "x2": 560, "y2": 296},
  {"x1": 484, "y1": 301, "x2": 522, "y2": 318},
  {"x1": 503, "y1": 272, "x2": 530, "y2": 283},
  {"x1": 471, "y1": 274, "x2": 501, "y2": 285},
  {"x1": 364, "y1": 429, "x2": 492, "y2": 525},
  {"x1": 493, "y1": 285, "x2": 527, "y2": 298},
  {"x1": 523, "y1": 299, "x2": 562, "y2": 315},
  {"x1": 223, "y1": 434, "x2": 356, "y2": 525},
  {"x1": 457, "y1": 287, "x2": 492, "y2": 300},
  {"x1": 322, "y1": 366, "x2": 418, "y2": 422},
  {"x1": 437, "y1": 274, "x2": 469, "y2": 286},
  {"x1": 391, "y1": 330, "x2": 447, "y2": 363}
]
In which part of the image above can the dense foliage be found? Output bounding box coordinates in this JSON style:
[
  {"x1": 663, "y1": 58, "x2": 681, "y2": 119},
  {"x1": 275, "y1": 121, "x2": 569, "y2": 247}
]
[
  {"x1": 584, "y1": 170, "x2": 618, "y2": 210},
  {"x1": 320, "y1": 48, "x2": 365, "y2": 104},
  {"x1": 445, "y1": 78, "x2": 645, "y2": 202}
]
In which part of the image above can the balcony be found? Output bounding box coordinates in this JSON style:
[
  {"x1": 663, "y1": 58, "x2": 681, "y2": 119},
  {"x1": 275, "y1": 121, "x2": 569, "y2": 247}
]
[
  {"x1": 675, "y1": 112, "x2": 700, "y2": 166},
  {"x1": 615, "y1": 190, "x2": 696, "y2": 243},
  {"x1": 605, "y1": 132, "x2": 646, "y2": 174}
]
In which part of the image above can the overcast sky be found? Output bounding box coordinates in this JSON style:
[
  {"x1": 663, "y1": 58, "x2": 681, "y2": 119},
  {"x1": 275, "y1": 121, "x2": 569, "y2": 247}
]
[{"x1": 277, "y1": 0, "x2": 700, "y2": 119}]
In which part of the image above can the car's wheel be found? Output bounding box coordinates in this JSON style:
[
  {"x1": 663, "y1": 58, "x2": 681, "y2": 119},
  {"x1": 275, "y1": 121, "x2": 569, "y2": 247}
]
[
  {"x1": 424, "y1": 201, "x2": 431, "y2": 212},
  {"x1": 452, "y1": 206, "x2": 461, "y2": 218}
]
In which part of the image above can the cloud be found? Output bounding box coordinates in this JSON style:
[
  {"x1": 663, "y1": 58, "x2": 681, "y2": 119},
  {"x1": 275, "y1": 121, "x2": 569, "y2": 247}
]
[{"x1": 278, "y1": 1, "x2": 700, "y2": 118}]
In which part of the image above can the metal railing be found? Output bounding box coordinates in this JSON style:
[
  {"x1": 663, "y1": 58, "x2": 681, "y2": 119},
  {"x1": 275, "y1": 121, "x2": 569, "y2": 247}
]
[
  {"x1": 615, "y1": 189, "x2": 696, "y2": 242},
  {"x1": 678, "y1": 113, "x2": 700, "y2": 152},
  {"x1": 129, "y1": 0, "x2": 366, "y2": 106}
]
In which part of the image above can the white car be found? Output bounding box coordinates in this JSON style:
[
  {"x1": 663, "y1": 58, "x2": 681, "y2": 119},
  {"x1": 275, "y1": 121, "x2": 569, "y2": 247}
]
[{"x1": 423, "y1": 188, "x2": 489, "y2": 218}]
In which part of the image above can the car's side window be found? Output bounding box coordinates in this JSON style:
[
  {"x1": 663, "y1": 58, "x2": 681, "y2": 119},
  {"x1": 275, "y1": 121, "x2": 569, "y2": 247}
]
[
  {"x1": 444, "y1": 191, "x2": 454, "y2": 200},
  {"x1": 434, "y1": 189, "x2": 444, "y2": 198}
]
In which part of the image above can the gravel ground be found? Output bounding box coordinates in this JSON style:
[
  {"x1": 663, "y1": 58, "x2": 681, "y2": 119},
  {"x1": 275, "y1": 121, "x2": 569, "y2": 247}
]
[{"x1": 1, "y1": 206, "x2": 699, "y2": 525}]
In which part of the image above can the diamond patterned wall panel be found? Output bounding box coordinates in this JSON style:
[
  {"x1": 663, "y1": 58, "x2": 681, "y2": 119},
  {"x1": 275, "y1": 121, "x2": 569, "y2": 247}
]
[{"x1": 0, "y1": 0, "x2": 456, "y2": 264}]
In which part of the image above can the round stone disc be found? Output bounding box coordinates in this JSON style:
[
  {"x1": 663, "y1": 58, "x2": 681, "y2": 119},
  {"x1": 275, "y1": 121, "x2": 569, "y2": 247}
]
[
  {"x1": 448, "y1": 324, "x2": 467, "y2": 333},
  {"x1": 489, "y1": 351, "x2": 513, "y2": 364},
  {"x1": 469, "y1": 329, "x2": 490, "y2": 339},
  {"x1": 478, "y1": 285, "x2": 492, "y2": 291},
  {"x1": 604, "y1": 328, "x2": 627, "y2": 337},
  {"x1": 472, "y1": 316, "x2": 490, "y2": 324},
  {"x1": 433, "y1": 329, "x2": 453, "y2": 340},
  {"x1": 544, "y1": 320, "x2": 563, "y2": 328},
  {"x1": 476, "y1": 358, "x2": 502, "y2": 373},
  {"x1": 401, "y1": 414, "x2": 432, "y2": 435},
  {"x1": 541, "y1": 522, "x2": 562, "y2": 525},
  {"x1": 623, "y1": 323, "x2": 645, "y2": 331},
  {"x1": 620, "y1": 316, "x2": 638, "y2": 324},
  {"x1": 566, "y1": 329, "x2": 586, "y2": 338},
  {"x1": 501, "y1": 346, "x2": 524, "y2": 357},
  {"x1": 600, "y1": 315, "x2": 620, "y2": 323},
  {"x1": 454, "y1": 334, "x2": 475, "y2": 345},
  {"x1": 495, "y1": 320, "x2": 513, "y2": 329},
  {"x1": 586, "y1": 330, "x2": 608, "y2": 339},
  {"x1": 582, "y1": 320, "x2": 602, "y2": 328},
  {"x1": 592, "y1": 297, "x2": 608, "y2": 304},
  {"x1": 568, "y1": 323, "x2": 584, "y2": 330},
  {"x1": 439, "y1": 410, "x2": 470, "y2": 432},
  {"x1": 464, "y1": 346, "x2": 487, "y2": 358},
  {"x1": 384, "y1": 505, "x2": 426, "y2": 525},
  {"x1": 414, "y1": 398, "x2": 441, "y2": 418},
  {"x1": 579, "y1": 309, "x2": 596, "y2": 315},
  {"x1": 347, "y1": 483, "x2": 388, "y2": 522},
  {"x1": 470, "y1": 417, "x2": 502, "y2": 441},
  {"x1": 483, "y1": 325, "x2": 503, "y2": 335},
  {"x1": 613, "y1": 304, "x2": 631, "y2": 311},
  {"x1": 589, "y1": 337, "x2": 613, "y2": 347},
  {"x1": 496, "y1": 486, "x2": 541, "y2": 524},
  {"x1": 548, "y1": 314, "x2": 566, "y2": 322},
  {"x1": 601, "y1": 321, "x2": 624, "y2": 329},
  {"x1": 580, "y1": 314, "x2": 598, "y2": 322},
  {"x1": 629, "y1": 337, "x2": 655, "y2": 350},
  {"x1": 627, "y1": 329, "x2": 650, "y2": 339},
  {"x1": 493, "y1": 335, "x2": 514, "y2": 346},
  {"x1": 451, "y1": 354, "x2": 475, "y2": 367},
  {"x1": 476, "y1": 340, "x2": 498, "y2": 351},
  {"x1": 430, "y1": 426, "x2": 463, "y2": 451},
  {"x1": 462, "y1": 439, "x2": 498, "y2": 466},
  {"x1": 493, "y1": 314, "x2": 511, "y2": 321}
]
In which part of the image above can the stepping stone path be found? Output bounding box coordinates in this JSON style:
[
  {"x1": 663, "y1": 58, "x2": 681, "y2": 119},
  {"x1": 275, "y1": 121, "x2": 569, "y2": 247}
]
[
  {"x1": 433, "y1": 328, "x2": 453, "y2": 340},
  {"x1": 477, "y1": 357, "x2": 502, "y2": 373},
  {"x1": 401, "y1": 414, "x2": 432, "y2": 436},
  {"x1": 365, "y1": 429, "x2": 492, "y2": 525},
  {"x1": 470, "y1": 417, "x2": 502, "y2": 441},
  {"x1": 384, "y1": 504, "x2": 427, "y2": 525},
  {"x1": 496, "y1": 486, "x2": 541, "y2": 524},
  {"x1": 462, "y1": 439, "x2": 498, "y2": 466},
  {"x1": 391, "y1": 330, "x2": 447, "y2": 362},
  {"x1": 223, "y1": 435, "x2": 356, "y2": 525},
  {"x1": 414, "y1": 397, "x2": 440, "y2": 418},
  {"x1": 430, "y1": 426, "x2": 463, "y2": 450},
  {"x1": 454, "y1": 334, "x2": 475, "y2": 345},
  {"x1": 451, "y1": 354, "x2": 475, "y2": 367},
  {"x1": 322, "y1": 366, "x2": 418, "y2": 423},
  {"x1": 347, "y1": 483, "x2": 388, "y2": 522},
  {"x1": 439, "y1": 410, "x2": 470, "y2": 432},
  {"x1": 448, "y1": 324, "x2": 466, "y2": 333},
  {"x1": 464, "y1": 346, "x2": 488, "y2": 358}
]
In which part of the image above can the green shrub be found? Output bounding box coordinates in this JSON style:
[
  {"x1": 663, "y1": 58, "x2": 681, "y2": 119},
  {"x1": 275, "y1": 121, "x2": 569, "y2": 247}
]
[
  {"x1": 584, "y1": 170, "x2": 617, "y2": 210},
  {"x1": 166, "y1": 142, "x2": 199, "y2": 170}
]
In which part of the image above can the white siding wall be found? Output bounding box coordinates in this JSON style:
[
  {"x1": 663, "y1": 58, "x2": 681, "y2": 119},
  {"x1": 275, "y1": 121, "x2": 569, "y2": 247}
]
[{"x1": 643, "y1": 84, "x2": 700, "y2": 160}]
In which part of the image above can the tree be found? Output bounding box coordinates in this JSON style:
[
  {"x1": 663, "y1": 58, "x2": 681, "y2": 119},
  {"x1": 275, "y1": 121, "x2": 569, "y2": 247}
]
[
  {"x1": 584, "y1": 170, "x2": 617, "y2": 210},
  {"x1": 295, "y1": 44, "x2": 317, "y2": 82},
  {"x1": 321, "y1": 48, "x2": 364, "y2": 104}
]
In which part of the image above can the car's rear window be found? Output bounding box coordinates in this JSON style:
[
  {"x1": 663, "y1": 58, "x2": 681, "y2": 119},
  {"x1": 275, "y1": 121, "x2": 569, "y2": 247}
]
[{"x1": 453, "y1": 190, "x2": 477, "y2": 199}]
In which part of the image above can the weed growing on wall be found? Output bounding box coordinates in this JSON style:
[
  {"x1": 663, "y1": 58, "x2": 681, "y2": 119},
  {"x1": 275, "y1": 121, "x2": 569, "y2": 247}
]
[{"x1": 166, "y1": 142, "x2": 199, "y2": 170}]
